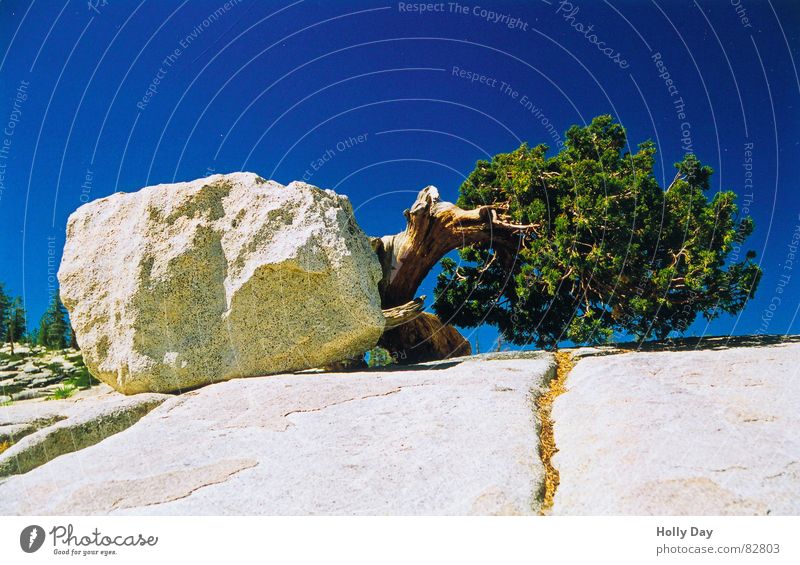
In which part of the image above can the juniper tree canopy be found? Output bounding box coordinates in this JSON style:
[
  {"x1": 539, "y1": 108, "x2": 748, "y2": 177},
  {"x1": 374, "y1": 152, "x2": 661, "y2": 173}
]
[{"x1": 374, "y1": 115, "x2": 761, "y2": 360}]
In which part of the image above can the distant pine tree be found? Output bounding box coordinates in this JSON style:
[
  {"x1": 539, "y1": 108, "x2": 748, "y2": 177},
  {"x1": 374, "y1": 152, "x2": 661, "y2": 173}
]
[
  {"x1": 38, "y1": 315, "x2": 50, "y2": 347},
  {"x1": 43, "y1": 291, "x2": 69, "y2": 349},
  {"x1": 28, "y1": 327, "x2": 40, "y2": 347},
  {"x1": 0, "y1": 283, "x2": 9, "y2": 343},
  {"x1": 6, "y1": 296, "x2": 26, "y2": 355}
]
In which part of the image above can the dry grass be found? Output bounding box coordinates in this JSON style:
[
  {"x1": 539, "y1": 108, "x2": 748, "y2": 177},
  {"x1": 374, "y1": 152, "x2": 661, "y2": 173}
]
[
  {"x1": 0, "y1": 440, "x2": 11, "y2": 455},
  {"x1": 536, "y1": 350, "x2": 574, "y2": 514}
]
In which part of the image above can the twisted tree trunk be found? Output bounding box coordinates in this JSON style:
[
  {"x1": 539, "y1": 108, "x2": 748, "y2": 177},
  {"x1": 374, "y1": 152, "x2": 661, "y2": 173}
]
[{"x1": 372, "y1": 186, "x2": 537, "y2": 364}]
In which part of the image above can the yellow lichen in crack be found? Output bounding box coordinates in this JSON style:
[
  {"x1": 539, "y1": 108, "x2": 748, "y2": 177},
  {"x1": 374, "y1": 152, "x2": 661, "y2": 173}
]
[{"x1": 536, "y1": 350, "x2": 574, "y2": 514}]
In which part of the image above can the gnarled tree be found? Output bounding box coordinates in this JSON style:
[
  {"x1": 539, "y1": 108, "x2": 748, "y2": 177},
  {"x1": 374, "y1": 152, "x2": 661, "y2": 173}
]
[{"x1": 374, "y1": 115, "x2": 762, "y2": 362}]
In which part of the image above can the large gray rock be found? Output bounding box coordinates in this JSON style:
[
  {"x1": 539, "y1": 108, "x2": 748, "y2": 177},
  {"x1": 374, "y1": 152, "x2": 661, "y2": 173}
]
[
  {"x1": 0, "y1": 355, "x2": 555, "y2": 515},
  {"x1": 550, "y1": 342, "x2": 800, "y2": 515},
  {"x1": 58, "y1": 173, "x2": 385, "y2": 394}
]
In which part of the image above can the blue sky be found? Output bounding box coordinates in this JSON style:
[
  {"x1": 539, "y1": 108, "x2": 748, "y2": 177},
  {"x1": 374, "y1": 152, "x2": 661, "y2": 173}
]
[{"x1": 0, "y1": 0, "x2": 798, "y2": 350}]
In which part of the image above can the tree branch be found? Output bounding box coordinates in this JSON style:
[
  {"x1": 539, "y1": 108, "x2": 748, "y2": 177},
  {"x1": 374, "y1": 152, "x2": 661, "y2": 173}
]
[
  {"x1": 373, "y1": 186, "x2": 539, "y2": 308},
  {"x1": 666, "y1": 171, "x2": 684, "y2": 192},
  {"x1": 382, "y1": 296, "x2": 426, "y2": 329}
]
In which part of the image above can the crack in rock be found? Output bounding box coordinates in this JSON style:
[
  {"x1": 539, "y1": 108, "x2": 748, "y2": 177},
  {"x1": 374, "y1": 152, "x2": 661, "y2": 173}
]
[
  {"x1": 281, "y1": 382, "x2": 433, "y2": 420},
  {"x1": 535, "y1": 351, "x2": 574, "y2": 514},
  {"x1": 282, "y1": 387, "x2": 403, "y2": 418},
  {"x1": 59, "y1": 459, "x2": 259, "y2": 514}
]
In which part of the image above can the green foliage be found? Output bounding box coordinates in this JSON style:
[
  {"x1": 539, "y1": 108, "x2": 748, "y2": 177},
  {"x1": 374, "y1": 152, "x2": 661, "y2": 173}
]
[
  {"x1": 433, "y1": 115, "x2": 762, "y2": 347},
  {"x1": 0, "y1": 283, "x2": 29, "y2": 346},
  {"x1": 5, "y1": 296, "x2": 26, "y2": 347},
  {"x1": 366, "y1": 347, "x2": 393, "y2": 367},
  {"x1": 0, "y1": 351, "x2": 25, "y2": 363},
  {"x1": 44, "y1": 361, "x2": 65, "y2": 374},
  {"x1": 47, "y1": 354, "x2": 98, "y2": 390},
  {"x1": 50, "y1": 384, "x2": 77, "y2": 400},
  {"x1": 38, "y1": 316, "x2": 48, "y2": 346},
  {"x1": 0, "y1": 283, "x2": 9, "y2": 342},
  {"x1": 67, "y1": 364, "x2": 99, "y2": 389},
  {"x1": 39, "y1": 290, "x2": 71, "y2": 349}
]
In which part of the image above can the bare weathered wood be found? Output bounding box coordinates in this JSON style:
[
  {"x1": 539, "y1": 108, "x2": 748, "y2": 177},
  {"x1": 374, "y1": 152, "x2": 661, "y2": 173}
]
[
  {"x1": 373, "y1": 186, "x2": 537, "y2": 363},
  {"x1": 373, "y1": 186, "x2": 537, "y2": 308},
  {"x1": 379, "y1": 312, "x2": 471, "y2": 365},
  {"x1": 382, "y1": 296, "x2": 426, "y2": 330}
]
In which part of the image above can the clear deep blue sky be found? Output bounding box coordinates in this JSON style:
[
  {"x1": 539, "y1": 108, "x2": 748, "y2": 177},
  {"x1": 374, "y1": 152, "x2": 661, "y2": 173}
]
[{"x1": 0, "y1": 0, "x2": 798, "y2": 350}]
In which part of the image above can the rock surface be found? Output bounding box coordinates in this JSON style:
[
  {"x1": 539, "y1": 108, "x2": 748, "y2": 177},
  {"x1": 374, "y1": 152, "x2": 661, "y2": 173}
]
[
  {"x1": 1, "y1": 340, "x2": 797, "y2": 515},
  {"x1": 0, "y1": 354, "x2": 555, "y2": 515},
  {"x1": 551, "y1": 341, "x2": 800, "y2": 515},
  {"x1": 58, "y1": 173, "x2": 385, "y2": 394},
  {"x1": 0, "y1": 345, "x2": 88, "y2": 401},
  {"x1": 0, "y1": 386, "x2": 168, "y2": 477}
]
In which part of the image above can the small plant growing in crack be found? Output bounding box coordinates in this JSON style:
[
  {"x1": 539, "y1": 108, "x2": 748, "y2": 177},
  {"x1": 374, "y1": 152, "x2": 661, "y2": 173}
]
[
  {"x1": 535, "y1": 351, "x2": 574, "y2": 514},
  {"x1": 50, "y1": 384, "x2": 77, "y2": 400}
]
